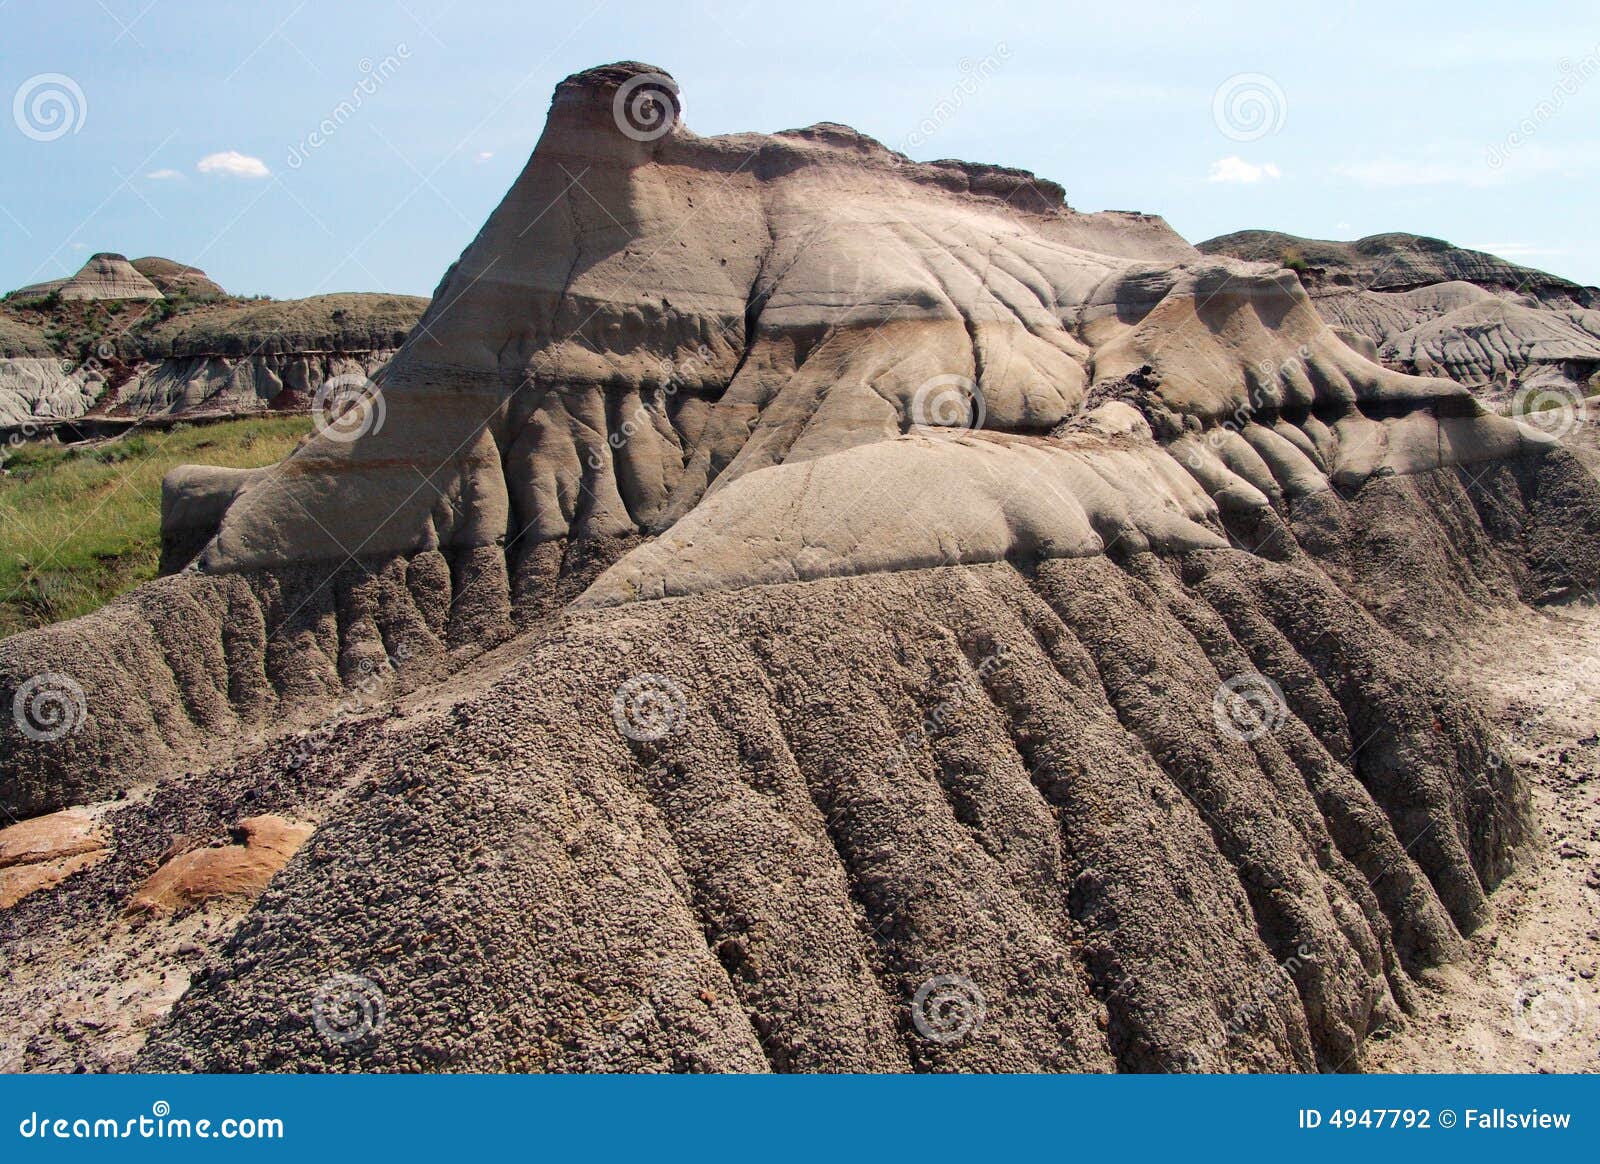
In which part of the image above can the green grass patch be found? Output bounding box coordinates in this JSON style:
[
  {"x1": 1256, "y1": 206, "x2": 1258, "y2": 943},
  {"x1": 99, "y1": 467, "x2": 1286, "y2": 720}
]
[
  {"x1": 1280, "y1": 246, "x2": 1310, "y2": 274},
  {"x1": 0, "y1": 416, "x2": 310, "y2": 636}
]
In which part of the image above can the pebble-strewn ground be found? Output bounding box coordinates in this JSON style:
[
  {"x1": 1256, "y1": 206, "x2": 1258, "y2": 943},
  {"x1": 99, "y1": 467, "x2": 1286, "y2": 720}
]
[{"x1": 1369, "y1": 600, "x2": 1600, "y2": 1073}]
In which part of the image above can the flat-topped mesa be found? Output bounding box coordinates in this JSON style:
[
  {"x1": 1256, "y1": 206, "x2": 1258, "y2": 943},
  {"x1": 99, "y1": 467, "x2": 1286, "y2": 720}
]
[
  {"x1": 176, "y1": 62, "x2": 1571, "y2": 596},
  {"x1": 918, "y1": 157, "x2": 1067, "y2": 213},
  {"x1": 543, "y1": 61, "x2": 1069, "y2": 206},
  {"x1": 191, "y1": 63, "x2": 1201, "y2": 577}
]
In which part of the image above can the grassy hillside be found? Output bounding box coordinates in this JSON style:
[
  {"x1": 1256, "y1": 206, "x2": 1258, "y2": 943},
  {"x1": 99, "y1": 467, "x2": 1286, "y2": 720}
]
[{"x1": 0, "y1": 416, "x2": 310, "y2": 636}]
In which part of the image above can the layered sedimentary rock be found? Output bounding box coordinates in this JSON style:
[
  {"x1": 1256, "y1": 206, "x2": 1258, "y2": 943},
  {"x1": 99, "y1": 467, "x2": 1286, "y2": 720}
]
[
  {"x1": 0, "y1": 318, "x2": 95, "y2": 426},
  {"x1": 129, "y1": 257, "x2": 227, "y2": 299},
  {"x1": 4, "y1": 63, "x2": 1600, "y2": 1074},
  {"x1": 1198, "y1": 230, "x2": 1595, "y2": 303},
  {"x1": 0, "y1": 292, "x2": 426, "y2": 425},
  {"x1": 1200, "y1": 231, "x2": 1600, "y2": 396},
  {"x1": 11, "y1": 253, "x2": 164, "y2": 302}
]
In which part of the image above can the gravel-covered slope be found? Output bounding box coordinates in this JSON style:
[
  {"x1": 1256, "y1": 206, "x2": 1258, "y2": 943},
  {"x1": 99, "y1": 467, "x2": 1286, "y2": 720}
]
[{"x1": 102, "y1": 548, "x2": 1523, "y2": 1072}]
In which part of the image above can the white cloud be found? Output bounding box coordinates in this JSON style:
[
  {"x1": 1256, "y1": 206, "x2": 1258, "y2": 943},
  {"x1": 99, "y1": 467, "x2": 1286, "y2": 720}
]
[
  {"x1": 476, "y1": 151, "x2": 494, "y2": 162},
  {"x1": 197, "y1": 151, "x2": 270, "y2": 179},
  {"x1": 145, "y1": 168, "x2": 183, "y2": 180},
  {"x1": 1208, "y1": 156, "x2": 1281, "y2": 184}
]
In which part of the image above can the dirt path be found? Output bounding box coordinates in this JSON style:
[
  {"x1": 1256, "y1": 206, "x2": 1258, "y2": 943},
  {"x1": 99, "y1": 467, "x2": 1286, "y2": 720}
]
[{"x1": 1367, "y1": 600, "x2": 1600, "y2": 1073}]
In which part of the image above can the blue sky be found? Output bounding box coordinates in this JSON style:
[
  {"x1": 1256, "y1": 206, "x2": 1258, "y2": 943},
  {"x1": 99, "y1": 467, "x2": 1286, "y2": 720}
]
[{"x1": 3, "y1": 0, "x2": 1598, "y2": 298}]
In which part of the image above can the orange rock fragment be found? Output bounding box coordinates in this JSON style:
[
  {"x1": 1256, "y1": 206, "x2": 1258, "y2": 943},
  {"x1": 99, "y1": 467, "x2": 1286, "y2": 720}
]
[
  {"x1": 0, "y1": 808, "x2": 106, "y2": 868},
  {"x1": 0, "y1": 852, "x2": 105, "y2": 909},
  {"x1": 128, "y1": 815, "x2": 313, "y2": 917},
  {"x1": 0, "y1": 809, "x2": 110, "y2": 909}
]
